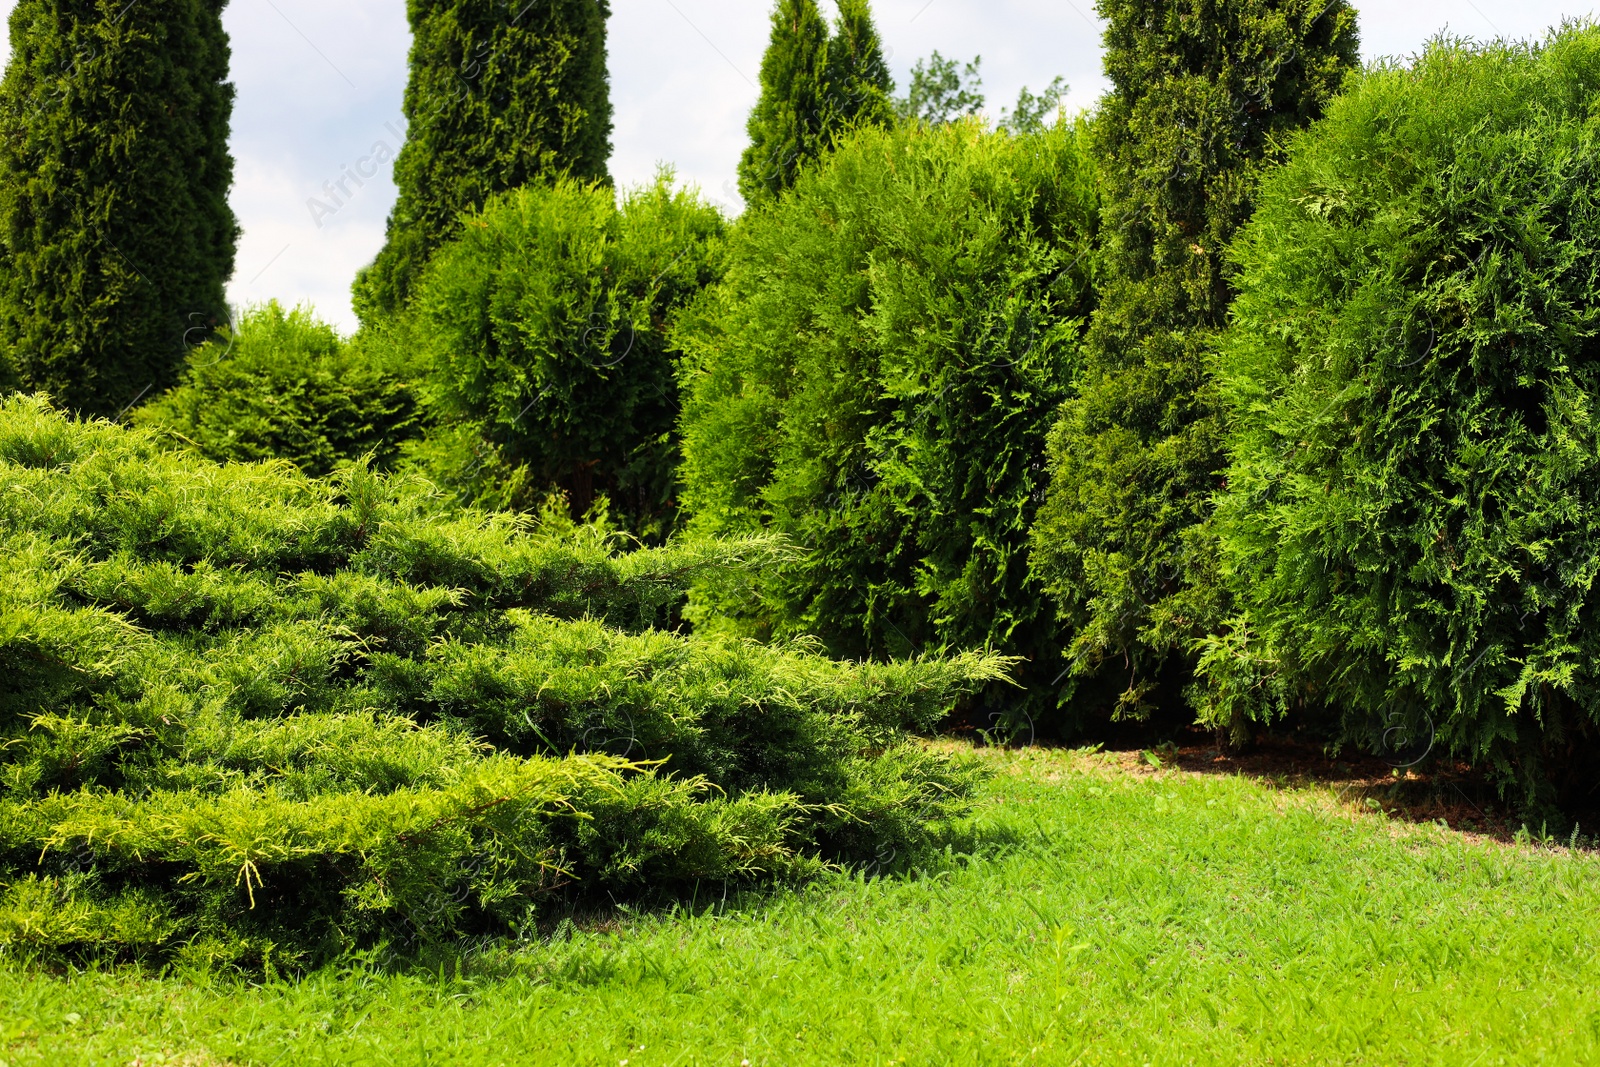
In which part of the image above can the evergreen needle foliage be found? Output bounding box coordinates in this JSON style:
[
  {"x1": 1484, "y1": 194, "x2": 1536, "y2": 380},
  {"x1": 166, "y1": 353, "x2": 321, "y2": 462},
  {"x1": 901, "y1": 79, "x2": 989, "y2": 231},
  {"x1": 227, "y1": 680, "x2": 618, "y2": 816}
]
[
  {"x1": 0, "y1": 397, "x2": 1003, "y2": 968},
  {"x1": 0, "y1": 0, "x2": 239, "y2": 417},
  {"x1": 825, "y1": 0, "x2": 895, "y2": 131},
  {"x1": 1030, "y1": 0, "x2": 1359, "y2": 720},
  {"x1": 354, "y1": 0, "x2": 614, "y2": 324},
  {"x1": 679, "y1": 119, "x2": 1098, "y2": 721},
  {"x1": 738, "y1": 0, "x2": 894, "y2": 205},
  {"x1": 399, "y1": 174, "x2": 725, "y2": 536},
  {"x1": 1206, "y1": 27, "x2": 1600, "y2": 810},
  {"x1": 133, "y1": 302, "x2": 420, "y2": 477}
]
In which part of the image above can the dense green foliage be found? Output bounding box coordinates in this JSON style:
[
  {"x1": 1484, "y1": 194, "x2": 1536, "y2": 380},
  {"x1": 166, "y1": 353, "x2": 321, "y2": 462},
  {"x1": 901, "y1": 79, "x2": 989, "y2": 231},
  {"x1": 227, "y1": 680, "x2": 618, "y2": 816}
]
[
  {"x1": 0, "y1": 397, "x2": 1002, "y2": 968},
  {"x1": 399, "y1": 175, "x2": 723, "y2": 535},
  {"x1": 354, "y1": 0, "x2": 613, "y2": 323},
  {"x1": 739, "y1": 0, "x2": 830, "y2": 205},
  {"x1": 824, "y1": 0, "x2": 895, "y2": 131},
  {"x1": 1206, "y1": 29, "x2": 1600, "y2": 808},
  {"x1": 1031, "y1": 0, "x2": 1359, "y2": 720},
  {"x1": 132, "y1": 302, "x2": 419, "y2": 477},
  {"x1": 679, "y1": 119, "x2": 1098, "y2": 720},
  {"x1": 737, "y1": 0, "x2": 894, "y2": 205},
  {"x1": 0, "y1": 0, "x2": 239, "y2": 417},
  {"x1": 8, "y1": 746, "x2": 1600, "y2": 1064},
  {"x1": 11, "y1": 0, "x2": 1600, "y2": 1038}
]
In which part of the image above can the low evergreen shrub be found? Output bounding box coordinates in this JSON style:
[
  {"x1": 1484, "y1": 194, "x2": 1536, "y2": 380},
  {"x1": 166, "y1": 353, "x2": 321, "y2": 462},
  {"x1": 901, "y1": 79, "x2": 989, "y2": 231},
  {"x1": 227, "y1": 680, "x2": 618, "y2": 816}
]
[
  {"x1": 1206, "y1": 27, "x2": 1600, "y2": 809},
  {"x1": 400, "y1": 173, "x2": 724, "y2": 538},
  {"x1": 0, "y1": 396, "x2": 1003, "y2": 968},
  {"x1": 132, "y1": 302, "x2": 419, "y2": 477},
  {"x1": 676, "y1": 118, "x2": 1098, "y2": 724}
]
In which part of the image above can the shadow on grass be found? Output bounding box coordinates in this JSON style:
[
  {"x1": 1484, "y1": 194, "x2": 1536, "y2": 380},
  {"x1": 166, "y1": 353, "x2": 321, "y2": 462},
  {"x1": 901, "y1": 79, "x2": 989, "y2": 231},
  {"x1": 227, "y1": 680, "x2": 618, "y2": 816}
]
[
  {"x1": 1075, "y1": 728, "x2": 1592, "y2": 849},
  {"x1": 312, "y1": 813, "x2": 1034, "y2": 985},
  {"x1": 387, "y1": 863, "x2": 1016, "y2": 985}
]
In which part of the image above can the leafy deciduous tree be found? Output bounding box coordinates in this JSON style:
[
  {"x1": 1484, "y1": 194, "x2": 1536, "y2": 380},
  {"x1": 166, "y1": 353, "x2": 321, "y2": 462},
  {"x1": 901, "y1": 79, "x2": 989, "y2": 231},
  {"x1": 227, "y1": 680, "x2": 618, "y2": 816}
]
[{"x1": 892, "y1": 50, "x2": 985, "y2": 126}]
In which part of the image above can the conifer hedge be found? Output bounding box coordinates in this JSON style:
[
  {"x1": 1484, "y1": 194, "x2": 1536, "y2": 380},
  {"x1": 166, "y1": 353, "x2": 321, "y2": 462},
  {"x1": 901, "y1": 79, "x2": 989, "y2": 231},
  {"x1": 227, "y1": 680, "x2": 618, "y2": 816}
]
[
  {"x1": 0, "y1": 0, "x2": 239, "y2": 417},
  {"x1": 399, "y1": 174, "x2": 724, "y2": 536},
  {"x1": 678, "y1": 119, "x2": 1098, "y2": 723},
  {"x1": 1030, "y1": 0, "x2": 1358, "y2": 719},
  {"x1": 355, "y1": 0, "x2": 613, "y2": 323},
  {"x1": 1206, "y1": 28, "x2": 1600, "y2": 808},
  {"x1": 0, "y1": 396, "x2": 1003, "y2": 967}
]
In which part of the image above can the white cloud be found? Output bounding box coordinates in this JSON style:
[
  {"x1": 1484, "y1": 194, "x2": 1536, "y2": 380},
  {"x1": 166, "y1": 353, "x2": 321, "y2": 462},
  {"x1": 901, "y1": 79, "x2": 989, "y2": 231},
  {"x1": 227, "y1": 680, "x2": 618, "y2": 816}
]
[{"x1": 0, "y1": 0, "x2": 1593, "y2": 332}]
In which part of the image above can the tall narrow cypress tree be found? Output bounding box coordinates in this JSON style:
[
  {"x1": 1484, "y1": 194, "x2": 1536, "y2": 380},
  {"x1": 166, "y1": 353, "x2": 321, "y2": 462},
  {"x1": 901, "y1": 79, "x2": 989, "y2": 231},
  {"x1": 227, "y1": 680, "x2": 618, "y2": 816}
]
[
  {"x1": 825, "y1": 0, "x2": 894, "y2": 131},
  {"x1": 1030, "y1": 1, "x2": 1359, "y2": 717},
  {"x1": 0, "y1": 0, "x2": 238, "y2": 418},
  {"x1": 354, "y1": 0, "x2": 613, "y2": 324},
  {"x1": 738, "y1": 0, "x2": 892, "y2": 206},
  {"x1": 739, "y1": 0, "x2": 829, "y2": 206}
]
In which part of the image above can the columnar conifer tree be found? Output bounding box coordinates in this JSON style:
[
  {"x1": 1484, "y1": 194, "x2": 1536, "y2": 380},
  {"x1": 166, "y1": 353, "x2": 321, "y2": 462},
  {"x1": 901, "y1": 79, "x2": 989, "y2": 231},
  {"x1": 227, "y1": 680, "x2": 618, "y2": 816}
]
[
  {"x1": 1030, "y1": 0, "x2": 1358, "y2": 717},
  {"x1": 354, "y1": 0, "x2": 613, "y2": 324},
  {"x1": 739, "y1": 0, "x2": 829, "y2": 205},
  {"x1": 825, "y1": 0, "x2": 895, "y2": 130},
  {"x1": 737, "y1": 0, "x2": 893, "y2": 205},
  {"x1": 0, "y1": 0, "x2": 238, "y2": 417}
]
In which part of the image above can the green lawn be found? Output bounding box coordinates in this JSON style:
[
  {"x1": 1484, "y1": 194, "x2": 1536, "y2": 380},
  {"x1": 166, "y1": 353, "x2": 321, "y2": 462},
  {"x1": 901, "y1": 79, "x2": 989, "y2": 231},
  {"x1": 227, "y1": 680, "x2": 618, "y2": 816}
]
[{"x1": 4, "y1": 745, "x2": 1598, "y2": 1066}]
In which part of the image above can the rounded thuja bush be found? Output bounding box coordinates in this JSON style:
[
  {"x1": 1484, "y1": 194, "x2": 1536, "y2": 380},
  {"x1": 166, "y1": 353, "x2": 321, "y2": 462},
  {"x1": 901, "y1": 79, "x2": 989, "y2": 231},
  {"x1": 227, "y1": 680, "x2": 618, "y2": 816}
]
[
  {"x1": 678, "y1": 117, "x2": 1099, "y2": 722},
  {"x1": 1207, "y1": 27, "x2": 1600, "y2": 809},
  {"x1": 133, "y1": 301, "x2": 419, "y2": 476},
  {"x1": 401, "y1": 173, "x2": 724, "y2": 538}
]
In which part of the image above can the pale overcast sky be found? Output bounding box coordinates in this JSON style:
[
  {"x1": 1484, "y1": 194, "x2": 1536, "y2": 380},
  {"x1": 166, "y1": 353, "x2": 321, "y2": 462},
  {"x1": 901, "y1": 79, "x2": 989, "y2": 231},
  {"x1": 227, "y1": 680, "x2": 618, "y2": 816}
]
[{"x1": 0, "y1": 1, "x2": 1591, "y2": 331}]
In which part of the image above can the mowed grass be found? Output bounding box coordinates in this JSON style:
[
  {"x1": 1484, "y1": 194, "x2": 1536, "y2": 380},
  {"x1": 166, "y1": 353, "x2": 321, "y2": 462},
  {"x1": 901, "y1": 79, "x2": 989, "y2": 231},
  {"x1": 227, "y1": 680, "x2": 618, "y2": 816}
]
[{"x1": 5, "y1": 744, "x2": 1600, "y2": 1067}]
